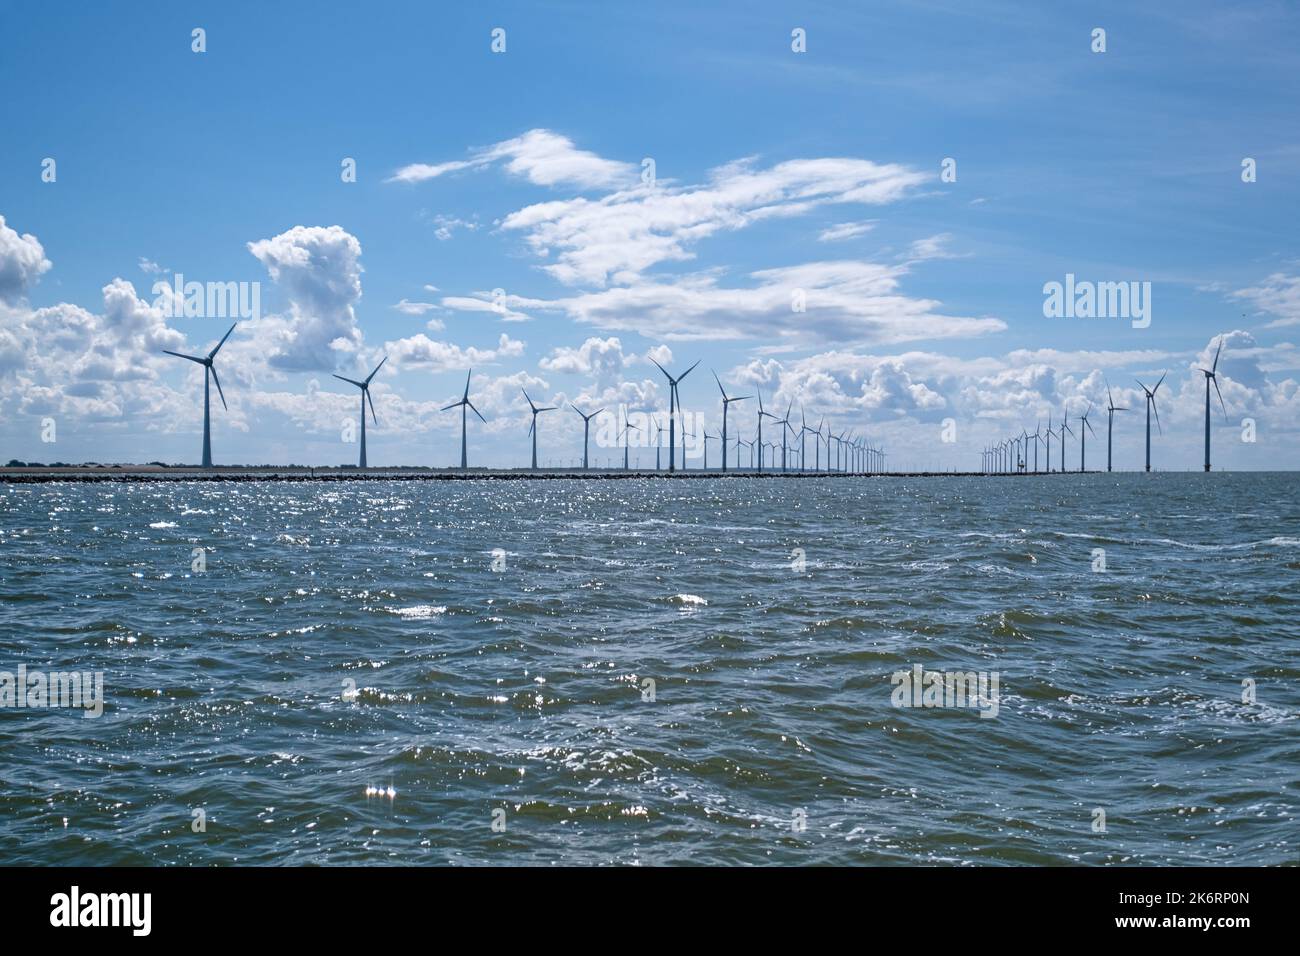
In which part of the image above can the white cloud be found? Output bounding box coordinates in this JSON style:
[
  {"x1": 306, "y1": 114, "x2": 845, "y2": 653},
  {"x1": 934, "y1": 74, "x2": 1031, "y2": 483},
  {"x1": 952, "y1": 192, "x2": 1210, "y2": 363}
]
[
  {"x1": 384, "y1": 332, "x2": 525, "y2": 371},
  {"x1": 526, "y1": 260, "x2": 1004, "y2": 346},
  {"x1": 393, "y1": 298, "x2": 438, "y2": 315},
  {"x1": 818, "y1": 220, "x2": 876, "y2": 242},
  {"x1": 1233, "y1": 273, "x2": 1300, "y2": 328},
  {"x1": 246, "y1": 225, "x2": 365, "y2": 371},
  {"x1": 389, "y1": 129, "x2": 634, "y2": 190},
  {"x1": 501, "y1": 154, "x2": 929, "y2": 287},
  {"x1": 0, "y1": 215, "x2": 53, "y2": 304}
]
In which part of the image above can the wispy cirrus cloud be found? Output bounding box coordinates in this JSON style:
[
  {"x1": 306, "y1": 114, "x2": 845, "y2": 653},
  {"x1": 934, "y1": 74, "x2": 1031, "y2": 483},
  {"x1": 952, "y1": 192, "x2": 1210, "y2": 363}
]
[
  {"x1": 499, "y1": 151, "x2": 931, "y2": 287},
  {"x1": 388, "y1": 129, "x2": 635, "y2": 190},
  {"x1": 1233, "y1": 272, "x2": 1300, "y2": 328}
]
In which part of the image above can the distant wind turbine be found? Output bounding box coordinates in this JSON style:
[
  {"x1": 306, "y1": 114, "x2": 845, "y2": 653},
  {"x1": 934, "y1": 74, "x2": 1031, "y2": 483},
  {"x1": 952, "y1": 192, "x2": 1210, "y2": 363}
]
[
  {"x1": 1058, "y1": 407, "x2": 1073, "y2": 474},
  {"x1": 650, "y1": 357, "x2": 699, "y2": 471},
  {"x1": 441, "y1": 370, "x2": 486, "y2": 470},
  {"x1": 651, "y1": 416, "x2": 665, "y2": 470},
  {"x1": 1136, "y1": 373, "x2": 1167, "y2": 472},
  {"x1": 1078, "y1": 402, "x2": 1096, "y2": 472},
  {"x1": 1199, "y1": 337, "x2": 1229, "y2": 472},
  {"x1": 712, "y1": 371, "x2": 750, "y2": 473},
  {"x1": 570, "y1": 403, "x2": 605, "y2": 470},
  {"x1": 332, "y1": 355, "x2": 387, "y2": 468},
  {"x1": 162, "y1": 322, "x2": 236, "y2": 468},
  {"x1": 618, "y1": 410, "x2": 640, "y2": 470},
  {"x1": 1105, "y1": 380, "x2": 1126, "y2": 473},
  {"x1": 522, "y1": 389, "x2": 557, "y2": 470},
  {"x1": 1044, "y1": 413, "x2": 1054, "y2": 473}
]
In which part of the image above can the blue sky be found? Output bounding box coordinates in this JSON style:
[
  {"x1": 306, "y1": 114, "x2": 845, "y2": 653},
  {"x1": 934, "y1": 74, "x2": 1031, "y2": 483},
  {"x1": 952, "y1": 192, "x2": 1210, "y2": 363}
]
[{"x1": 2, "y1": 0, "x2": 1298, "y2": 469}]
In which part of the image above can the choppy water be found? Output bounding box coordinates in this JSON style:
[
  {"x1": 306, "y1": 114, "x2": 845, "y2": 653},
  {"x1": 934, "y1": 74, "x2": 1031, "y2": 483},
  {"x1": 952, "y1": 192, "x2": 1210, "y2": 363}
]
[{"x1": 0, "y1": 474, "x2": 1296, "y2": 866}]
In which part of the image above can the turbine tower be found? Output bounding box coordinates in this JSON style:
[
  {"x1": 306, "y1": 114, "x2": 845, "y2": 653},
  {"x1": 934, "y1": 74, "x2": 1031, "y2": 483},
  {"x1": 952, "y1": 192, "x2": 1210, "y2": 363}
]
[
  {"x1": 712, "y1": 371, "x2": 750, "y2": 473},
  {"x1": 522, "y1": 389, "x2": 557, "y2": 470},
  {"x1": 1105, "y1": 381, "x2": 1127, "y2": 473},
  {"x1": 441, "y1": 370, "x2": 486, "y2": 470},
  {"x1": 162, "y1": 322, "x2": 236, "y2": 468},
  {"x1": 1199, "y1": 337, "x2": 1228, "y2": 472},
  {"x1": 651, "y1": 416, "x2": 665, "y2": 470},
  {"x1": 1136, "y1": 373, "x2": 1167, "y2": 473},
  {"x1": 570, "y1": 403, "x2": 605, "y2": 470},
  {"x1": 332, "y1": 355, "x2": 387, "y2": 468},
  {"x1": 650, "y1": 357, "x2": 699, "y2": 471}
]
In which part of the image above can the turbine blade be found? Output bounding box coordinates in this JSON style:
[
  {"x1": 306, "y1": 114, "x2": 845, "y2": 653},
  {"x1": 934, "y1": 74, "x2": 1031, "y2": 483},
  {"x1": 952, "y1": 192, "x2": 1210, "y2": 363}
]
[
  {"x1": 1212, "y1": 336, "x2": 1224, "y2": 373},
  {"x1": 1213, "y1": 376, "x2": 1228, "y2": 420},
  {"x1": 365, "y1": 355, "x2": 388, "y2": 384},
  {"x1": 650, "y1": 357, "x2": 671, "y2": 381},
  {"x1": 209, "y1": 365, "x2": 228, "y2": 411},
  {"x1": 469, "y1": 400, "x2": 487, "y2": 424},
  {"x1": 712, "y1": 369, "x2": 727, "y2": 399},
  {"x1": 332, "y1": 374, "x2": 364, "y2": 387},
  {"x1": 207, "y1": 323, "x2": 237, "y2": 360},
  {"x1": 440, "y1": 400, "x2": 462, "y2": 412},
  {"x1": 367, "y1": 388, "x2": 378, "y2": 424},
  {"x1": 1152, "y1": 397, "x2": 1163, "y2": 434},
  {"x1": 163, "y1": 350, "x2": 206, "y2": 365},
  {"x1": 463, "y1": 370, "x2": 472, "y2": 400},
  {"x1": 1154, "y1": 371, "x2": 1167, "y2": 392},
  {"x1": 678, "y1": 359, "x2": 700, "y2": 382},
  {"x1": 522, "y1": 388, "x2": 537, "y2": 412}
]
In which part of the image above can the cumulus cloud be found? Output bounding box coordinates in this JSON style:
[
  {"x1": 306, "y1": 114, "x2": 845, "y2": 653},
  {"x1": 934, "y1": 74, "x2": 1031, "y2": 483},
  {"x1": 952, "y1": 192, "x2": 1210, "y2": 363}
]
[
  {"x1": 384, "y1": 331, "x2": 525, "y2": 371},
  {"x1": 0, "y1": 215, "x2": 53, "y2": 304},
  {"x1": 539, "y1": 336, "x2": 630, "y2": 382},
  {"x1": 246, "y1": 225, "x2": 364, "y2": 371}
]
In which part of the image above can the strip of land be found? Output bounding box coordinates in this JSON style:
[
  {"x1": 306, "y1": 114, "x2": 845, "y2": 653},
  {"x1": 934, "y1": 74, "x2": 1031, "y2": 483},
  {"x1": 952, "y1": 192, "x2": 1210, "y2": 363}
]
[{"x1": 0, "y1": 465, "x2": 1058, "y2": 482}]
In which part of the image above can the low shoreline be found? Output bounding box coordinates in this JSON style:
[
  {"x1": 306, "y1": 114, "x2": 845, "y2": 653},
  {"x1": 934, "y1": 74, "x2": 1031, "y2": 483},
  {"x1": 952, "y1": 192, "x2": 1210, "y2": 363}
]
[{"x1": 0, "y1": 467, "x2": 1078, "y2": 483}]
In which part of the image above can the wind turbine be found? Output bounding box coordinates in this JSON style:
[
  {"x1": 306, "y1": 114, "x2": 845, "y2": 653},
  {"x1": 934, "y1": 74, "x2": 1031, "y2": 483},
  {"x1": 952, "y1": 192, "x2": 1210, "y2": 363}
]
[
  {"x1": 798, "y1": 409, "x2": 817, "y2": 473},
  {"x1": 1199, "y1": 337, "x2": 1229, "y2": 472},
  {"x1": 332, "y1": 355, "x2": 387, "y2": 468},
  {"x1": 1044, "y1": 413, "x2": 1053, "y2": 473},
  {"x1": 1030, "y1": 422, "x2": 1041, "y2": 473},
  {"x1": 702, "y1": 427, "x2": 718, "y2": 470},
  {"x1": 618, "y1": 410, "x2": 640, "y2": 470},
  {"x1": 712, "y1": 371, "x2": 750, "y2": 473},
  {"x1": 162, "y1": 322, "x2": 236, "y2": 468},
  {"x1": 650, "y1": 357, "x2": 699, "y2": 471},
  {"x1": 570, "y1": 403, "x2": 605, "y2": 470},
  {"x1": 441, "y1": 370, "x2": 486, "y2": 470},
  {"x1": 772, "y1": 401, "x2": 793, "y2": 472},
  {"x1": 1058, "y1": 408, "x2": 1073, "y2": 474},
  {"x1": 1136, "y1": 373, "x2": 1167, "y2": 473},
  {"x1": 1104, "y1": 381, "x2": 1126, "y2": 473},
  {"x1": 522, "y1": 389, "x2": 557, "y2": 470},
  {"x1": 1078, "y1": 402, "x2": 1096, "y2": 472},
  {"x1": 756, "y1": 388, "x2": 777, "y2": 473},
  {"x1": 651, "y1": 416, "x2": 665, "y2": 470}
]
